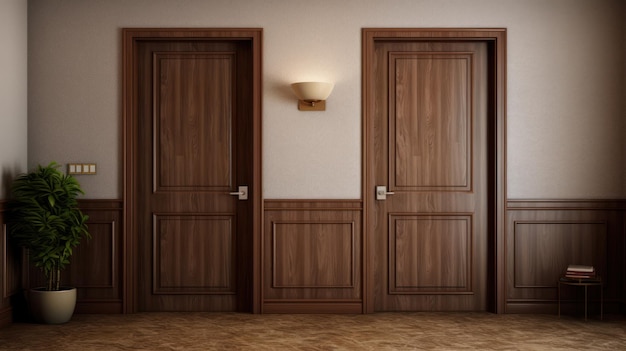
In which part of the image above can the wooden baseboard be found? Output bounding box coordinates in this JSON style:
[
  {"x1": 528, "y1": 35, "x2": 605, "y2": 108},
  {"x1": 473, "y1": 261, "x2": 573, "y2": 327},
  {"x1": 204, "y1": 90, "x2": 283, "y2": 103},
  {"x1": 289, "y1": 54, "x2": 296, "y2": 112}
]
[
  {"x1": 506, "y1": 300, "x2": 620, "y2": 315},
  {"x1": 262, "y1": 302, "x2": 363, "y2": 314},
  {"x1": 0, "y1": 307, "x2": 12, "y2": 328},
  {"x1": 75, "y1": 301, "x2": 123, "y2": 314}
]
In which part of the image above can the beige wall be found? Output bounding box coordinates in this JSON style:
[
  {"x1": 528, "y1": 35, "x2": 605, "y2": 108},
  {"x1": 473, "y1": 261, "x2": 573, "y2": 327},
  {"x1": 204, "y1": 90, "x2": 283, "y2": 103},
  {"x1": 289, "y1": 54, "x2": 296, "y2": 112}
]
[
  {"x1": 27, "y1": 0, "x2": 625, "y2": 199},
  {"x1": 0, "y1": 0, "x2": 28, "y2": 199}
]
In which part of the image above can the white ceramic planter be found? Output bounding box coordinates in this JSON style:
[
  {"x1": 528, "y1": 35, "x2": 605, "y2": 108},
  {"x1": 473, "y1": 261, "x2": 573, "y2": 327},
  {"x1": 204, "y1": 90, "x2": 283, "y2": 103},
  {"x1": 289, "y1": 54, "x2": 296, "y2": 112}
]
[{"x1": 29, "y1": 287, "x2": 77, "y2": 324}]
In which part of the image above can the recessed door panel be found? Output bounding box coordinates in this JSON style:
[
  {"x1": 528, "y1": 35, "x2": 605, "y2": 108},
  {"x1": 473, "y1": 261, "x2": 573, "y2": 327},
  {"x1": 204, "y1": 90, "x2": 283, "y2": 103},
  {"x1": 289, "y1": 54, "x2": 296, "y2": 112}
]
[
  {"x1": 390, "y1": 53, "x2": 472, "y2": 191},
  {"x1": 153, "y1": 215, "x2": 235, "y2": 294},
  {"x1": 155, "y1": 53, "x2": 234, "y2": 191},
  {"x1": 390, "y1": 215, "x2": 472, "y2": 293}
]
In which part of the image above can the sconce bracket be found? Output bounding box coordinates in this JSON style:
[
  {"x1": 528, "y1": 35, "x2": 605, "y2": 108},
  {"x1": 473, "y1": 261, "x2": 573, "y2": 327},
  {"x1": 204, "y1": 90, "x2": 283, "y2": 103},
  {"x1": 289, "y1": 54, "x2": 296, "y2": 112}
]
[{"x1": 298, "y1": 100, "x2": 326, "y2": 111}]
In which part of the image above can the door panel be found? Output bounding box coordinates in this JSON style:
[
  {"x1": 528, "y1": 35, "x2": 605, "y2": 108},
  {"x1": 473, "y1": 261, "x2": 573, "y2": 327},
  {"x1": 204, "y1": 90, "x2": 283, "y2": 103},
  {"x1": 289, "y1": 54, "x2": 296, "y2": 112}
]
[
  {"x1": 371, "y1": 41, "x2": 488, "y2": 311},
  {"x1": 390, "y1": 52, "x2": 471, "y2": 191},
  {"x1": 153, "y1": 215, "x2": 235, "y2": 294},
  {"x1": 155, "y1": 53, "x2": 234, "y2": 190},
  {"x1": 389, "y1": 214, "x2": 472, "y2": 293},
  {"x1": 135, "y1": 40, "x2": 252, "y2": 312}
]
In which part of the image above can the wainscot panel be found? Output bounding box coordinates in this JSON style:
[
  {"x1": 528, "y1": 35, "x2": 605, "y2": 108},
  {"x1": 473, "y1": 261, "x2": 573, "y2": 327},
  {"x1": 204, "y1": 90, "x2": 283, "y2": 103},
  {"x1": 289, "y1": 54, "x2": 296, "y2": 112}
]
[
  {"x1": 263, "y1": 200, "x2": 363, "y2": 313},
  {"x1": 0, "y1": 201, "x2": 8, "y2": 327},
  {"x1": 506, "y1": 200, "x2": 625, "y2": 315},
  {"x1": 1, "y1": 201, "x2": 26, "y2": 326},
  {"x1": 27, "y1": 200, "x2": 123, "y2": 314}
]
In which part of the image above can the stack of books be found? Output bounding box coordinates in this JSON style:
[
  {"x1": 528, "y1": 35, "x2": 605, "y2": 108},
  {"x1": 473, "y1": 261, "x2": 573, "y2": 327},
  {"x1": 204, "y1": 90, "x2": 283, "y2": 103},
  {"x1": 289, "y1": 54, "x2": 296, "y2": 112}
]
[{"x1": 565, "y1": 264, "x2": 596, "y2": 279}]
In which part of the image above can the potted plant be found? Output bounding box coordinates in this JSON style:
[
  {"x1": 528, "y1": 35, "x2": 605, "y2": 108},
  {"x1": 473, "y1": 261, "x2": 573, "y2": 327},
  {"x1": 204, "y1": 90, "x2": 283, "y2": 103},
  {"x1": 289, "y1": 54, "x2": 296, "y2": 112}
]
[{"x1": 9, "y1": 162, "x2": 90, "y2": 324}]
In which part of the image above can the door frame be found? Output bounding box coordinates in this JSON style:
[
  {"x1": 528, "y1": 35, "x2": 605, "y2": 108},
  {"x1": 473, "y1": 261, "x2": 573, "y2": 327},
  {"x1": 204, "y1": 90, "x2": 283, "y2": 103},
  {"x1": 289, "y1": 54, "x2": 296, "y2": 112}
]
[
  {"x1": 122, "y1": 28, "x2": 263, "y2": 313},
  {"x1": 362, "y1": 28, "x2": 506, "y2": 313}
]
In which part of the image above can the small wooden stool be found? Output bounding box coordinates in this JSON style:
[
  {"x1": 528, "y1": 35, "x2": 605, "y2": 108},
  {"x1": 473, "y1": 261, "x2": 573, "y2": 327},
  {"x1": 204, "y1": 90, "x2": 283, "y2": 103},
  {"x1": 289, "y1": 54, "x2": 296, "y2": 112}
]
[{"x1": 558, "y1": 276, "x2": 602, "y2": 321}]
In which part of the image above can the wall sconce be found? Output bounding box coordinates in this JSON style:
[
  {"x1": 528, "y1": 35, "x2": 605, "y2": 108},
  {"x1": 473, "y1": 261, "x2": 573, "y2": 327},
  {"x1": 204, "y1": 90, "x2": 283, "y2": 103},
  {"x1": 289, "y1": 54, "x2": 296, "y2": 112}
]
[{"x1": 291, "y1": 82, "x2": 334, "y2": 111}]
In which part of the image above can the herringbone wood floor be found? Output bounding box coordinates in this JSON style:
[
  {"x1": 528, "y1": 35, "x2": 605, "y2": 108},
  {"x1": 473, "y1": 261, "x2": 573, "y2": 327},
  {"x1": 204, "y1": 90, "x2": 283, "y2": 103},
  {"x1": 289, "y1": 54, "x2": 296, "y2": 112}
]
[{"x1": 1, "y1": 312, "x2": 625, "y2": 350}]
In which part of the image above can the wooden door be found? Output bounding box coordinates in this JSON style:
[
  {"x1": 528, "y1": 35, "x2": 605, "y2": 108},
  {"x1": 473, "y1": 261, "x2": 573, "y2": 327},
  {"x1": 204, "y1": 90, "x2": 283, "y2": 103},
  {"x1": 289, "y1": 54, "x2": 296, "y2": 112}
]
[
  {"x1": 124, "y1": 29, "x2": 261, "y2": 312},
  {"x1": 367, "y1": 39, "x2": 490, "y2": 311}
]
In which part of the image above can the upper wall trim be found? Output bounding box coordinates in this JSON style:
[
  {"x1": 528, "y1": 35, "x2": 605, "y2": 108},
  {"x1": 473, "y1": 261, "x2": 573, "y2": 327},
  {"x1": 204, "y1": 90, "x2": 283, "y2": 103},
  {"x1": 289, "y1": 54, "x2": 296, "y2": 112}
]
[
  {"x1": 264, "y1": 199, "x2": 362, "y2": 211},
  {"x1": 507, "y1": 199, "x2": 626, "y2": 210}
]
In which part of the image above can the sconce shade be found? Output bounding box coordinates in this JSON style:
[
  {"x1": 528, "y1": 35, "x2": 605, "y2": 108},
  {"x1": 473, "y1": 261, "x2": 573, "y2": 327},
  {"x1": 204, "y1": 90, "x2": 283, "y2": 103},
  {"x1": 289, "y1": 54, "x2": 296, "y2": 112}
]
[{"x1": 291, "y1": 82, "x2": 334, "y2": 102}]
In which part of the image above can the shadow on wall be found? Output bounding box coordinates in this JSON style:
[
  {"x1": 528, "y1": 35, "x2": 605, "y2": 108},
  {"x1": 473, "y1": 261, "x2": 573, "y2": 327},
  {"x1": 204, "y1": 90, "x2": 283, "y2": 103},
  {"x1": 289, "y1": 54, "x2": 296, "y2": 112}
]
[
  {"x1": 2, "y1": 163, "x2": 25, "y2": 199},
  {"x1": 1, "y1": 163, "x2": 31, "y2": 321},
  {"x1": 271, "y1": 80, "x2": 298, "y2": 103}
]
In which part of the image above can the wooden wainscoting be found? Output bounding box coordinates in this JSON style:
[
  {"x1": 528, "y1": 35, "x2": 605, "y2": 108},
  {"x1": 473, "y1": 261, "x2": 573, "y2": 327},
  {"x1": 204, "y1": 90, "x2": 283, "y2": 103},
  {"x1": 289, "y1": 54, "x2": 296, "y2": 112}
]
[
  {"x1": 5, "y1": 197, "x2": 625, "y2": 319},
  {"x1": 506, "y1": 200, "x2": 626, "y2": 314},
  {"x1": 27, "y1": 200, "x2": 123, "y2": 314},
  {"x1": 1, "y1": 201, "x2": 23, "y2": 327},
  {"x1": 263, "y1": 200, "x2": 363, "y2": 313}
]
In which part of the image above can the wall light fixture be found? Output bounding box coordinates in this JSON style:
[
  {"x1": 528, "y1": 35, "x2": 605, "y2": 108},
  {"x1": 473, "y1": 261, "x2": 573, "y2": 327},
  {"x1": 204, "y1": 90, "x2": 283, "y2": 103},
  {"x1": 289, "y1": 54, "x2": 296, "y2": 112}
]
[{"x1": 291, "y1": 82, "x2": 334, "y2": 111}]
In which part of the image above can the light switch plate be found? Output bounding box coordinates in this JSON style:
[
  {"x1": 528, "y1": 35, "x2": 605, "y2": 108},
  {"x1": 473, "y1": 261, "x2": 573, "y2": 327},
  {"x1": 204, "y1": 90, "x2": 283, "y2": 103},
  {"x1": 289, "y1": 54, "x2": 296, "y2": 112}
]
[{"x1": 68, "y1": 163, "x2": 97, "y2": 175}]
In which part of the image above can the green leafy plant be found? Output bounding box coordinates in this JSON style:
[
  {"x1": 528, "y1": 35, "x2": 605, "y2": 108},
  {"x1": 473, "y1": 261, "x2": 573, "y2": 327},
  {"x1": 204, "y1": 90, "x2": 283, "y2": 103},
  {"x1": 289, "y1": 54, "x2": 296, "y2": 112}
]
[{"x1": 9, "y1": 162, "x2": 90, "y2": 291}]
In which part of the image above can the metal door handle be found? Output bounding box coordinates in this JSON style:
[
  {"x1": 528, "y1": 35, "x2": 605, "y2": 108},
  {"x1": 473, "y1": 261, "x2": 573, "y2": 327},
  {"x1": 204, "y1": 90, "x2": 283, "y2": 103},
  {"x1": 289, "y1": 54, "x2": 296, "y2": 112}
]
[
  {"x1": 229, "y1": 186, "x2": 248, "y2": 200},
  {"x1": 376, "y1": 186, "x2": 394, "y2": 200}
]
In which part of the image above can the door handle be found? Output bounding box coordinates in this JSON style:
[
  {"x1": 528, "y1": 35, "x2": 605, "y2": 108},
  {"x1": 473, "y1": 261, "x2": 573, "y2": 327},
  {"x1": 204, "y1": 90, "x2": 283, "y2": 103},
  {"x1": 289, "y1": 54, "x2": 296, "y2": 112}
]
[
  {"x1": 229, "y1": 186, "x2": 248, "y2": 200},
  {"x1": 376, "y1": 185, "x2": 395, "y2": 200}
]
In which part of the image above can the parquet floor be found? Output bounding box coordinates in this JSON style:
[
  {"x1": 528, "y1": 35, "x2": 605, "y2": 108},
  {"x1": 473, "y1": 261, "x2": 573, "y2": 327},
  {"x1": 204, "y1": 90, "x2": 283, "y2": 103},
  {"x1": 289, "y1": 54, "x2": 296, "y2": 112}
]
[{"x1": 1, "y1": 312, "x2": 625, "y2": 350}]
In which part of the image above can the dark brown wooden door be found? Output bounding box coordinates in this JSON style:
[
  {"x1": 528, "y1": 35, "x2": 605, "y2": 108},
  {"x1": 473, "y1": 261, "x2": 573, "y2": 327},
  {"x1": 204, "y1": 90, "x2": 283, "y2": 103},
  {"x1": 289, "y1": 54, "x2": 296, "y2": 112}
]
[
  {"x1": 133, "y1": 38, "x2": 254, "y2": 311},
  {"x1": 368, "y1": 40, "x2": 488, "y2": 311}
]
